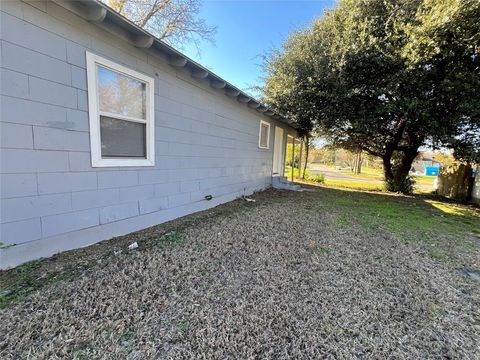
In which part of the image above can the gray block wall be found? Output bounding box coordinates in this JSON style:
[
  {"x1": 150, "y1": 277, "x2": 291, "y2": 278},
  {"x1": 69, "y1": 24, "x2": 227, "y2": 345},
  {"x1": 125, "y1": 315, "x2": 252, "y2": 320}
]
[{"x1": 0, "y1": 0, "x2": 294, "y2": 268}]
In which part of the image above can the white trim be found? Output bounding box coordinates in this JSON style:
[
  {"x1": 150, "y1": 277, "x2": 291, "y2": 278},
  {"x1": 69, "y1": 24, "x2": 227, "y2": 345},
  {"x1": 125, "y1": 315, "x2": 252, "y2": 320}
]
[
  {"x1": 86, "y1": 51, "x2": 155, "y2": 167},
  {"x1": 98, "y1": 111, "x2": 147, "y2": 124},
  {"x1": 273, "y1": 126, "x2": 284, "y2": 174},
  {"x1": 258, "y1": 120, "x2": 271, "y2": 149}
]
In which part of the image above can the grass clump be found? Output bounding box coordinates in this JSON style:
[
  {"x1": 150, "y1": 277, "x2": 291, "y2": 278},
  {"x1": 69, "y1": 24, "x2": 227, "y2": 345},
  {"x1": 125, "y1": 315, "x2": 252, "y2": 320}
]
[
  {"x1": 156, "y1": 231, "x2": 185, "y2": 247},
  {"x1": 285, "y1": 166, "x2": 325, "y2": 183},
  {"x1": 119, "y1": 329, "x2": 136, "y2": 344},
  {"x1": 306, "y1": 173, "x2": 325, "y2": 183},
  {"x1": 317, "y1": 247, "x2": 330, "y2": 254},
  {"x1": 178, "y1": 320, "x2": 190, "y2": 331},
  {"x1": 0, "y1": 260, "x2": 78, "y2": 309}
]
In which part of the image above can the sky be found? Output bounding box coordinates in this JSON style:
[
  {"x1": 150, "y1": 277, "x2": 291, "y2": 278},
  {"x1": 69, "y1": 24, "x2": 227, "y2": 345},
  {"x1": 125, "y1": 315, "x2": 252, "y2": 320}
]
[{"x1": 182, "y1": 0, "x2": 336, "y2": 97}]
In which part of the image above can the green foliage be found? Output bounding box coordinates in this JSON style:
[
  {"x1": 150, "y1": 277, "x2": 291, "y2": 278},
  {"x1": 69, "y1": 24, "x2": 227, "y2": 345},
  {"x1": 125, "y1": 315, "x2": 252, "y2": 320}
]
[
  {"x1": 284, "y1": 166, "x2": 324, "y2": 182},
  {"x1": 72, "y1": 350, "x2": 88, "y2": 360},
  {"x1": 285, "y1": 143, "x2": 302, "y2": 167},
  {"x1": 305, "y1": 173, "x2": 325, "y2": 183},
  {"x1": 317, "y1": 247, "x2": 330, "y2": 254},
  {"x1": 177, "y1": 320, "x2": 190, "y2": 331},
  {"x1": 264, "y1": 0, "x2": 480, "y2": 192},
  {"x1": 119, "y1": 330, "x2": 136, "y2": 343},
  {"x1": 285, "y1": 166, "x2": 309, "y2": 179},
  {"x1": 156, "y1": 231, "x2": 185, "y2": 247},
  {"x1": 384, "y1": 174, "x2": 415, "y2": 193}
]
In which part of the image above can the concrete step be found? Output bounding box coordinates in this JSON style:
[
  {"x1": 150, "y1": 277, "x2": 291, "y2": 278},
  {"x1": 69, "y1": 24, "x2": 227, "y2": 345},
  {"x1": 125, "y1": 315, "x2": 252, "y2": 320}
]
[{"x1": 272, "y1": 175, "x2": 301, "y2": 191}]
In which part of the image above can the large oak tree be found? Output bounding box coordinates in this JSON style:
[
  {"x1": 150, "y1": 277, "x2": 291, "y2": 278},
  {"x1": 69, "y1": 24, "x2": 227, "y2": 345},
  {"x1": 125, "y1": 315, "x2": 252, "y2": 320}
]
[{"x1": 263, "y1": 0, "x2": 480, "y2": 193}]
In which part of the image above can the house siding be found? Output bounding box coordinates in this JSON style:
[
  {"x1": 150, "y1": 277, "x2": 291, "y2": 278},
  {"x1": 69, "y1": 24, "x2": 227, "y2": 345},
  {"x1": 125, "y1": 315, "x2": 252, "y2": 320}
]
[{"x1": 0, "y1": 0, "x2": 294, "y2": 268}]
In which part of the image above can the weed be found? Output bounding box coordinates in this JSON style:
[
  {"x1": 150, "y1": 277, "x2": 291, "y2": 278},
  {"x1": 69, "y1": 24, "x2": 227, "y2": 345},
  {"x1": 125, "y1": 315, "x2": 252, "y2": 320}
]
[
  {"x1": 178, "y1": 320, "x2": 190, "y2": 331},
  {"x1": 429, "y1": 248, "x2": 447, "y2": 260},
  {"x1": 157, "y1": 231, "x2": 185, "y2": 247},
  {"x1": 119, "y1": 330, "x2": 135, "y2": 344},
  {"x1": 318, "y1": 247, "x2": 330, "y2": 254},
  {"x1": 72, "y1": 349, "x2": 89, "y2": 360}
]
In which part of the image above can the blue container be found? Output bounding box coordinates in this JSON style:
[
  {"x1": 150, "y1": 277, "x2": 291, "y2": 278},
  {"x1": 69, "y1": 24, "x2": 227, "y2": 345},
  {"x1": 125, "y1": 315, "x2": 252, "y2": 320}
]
[{"x1": 425, "y1": 166, "x2": 439, "y2": 176}]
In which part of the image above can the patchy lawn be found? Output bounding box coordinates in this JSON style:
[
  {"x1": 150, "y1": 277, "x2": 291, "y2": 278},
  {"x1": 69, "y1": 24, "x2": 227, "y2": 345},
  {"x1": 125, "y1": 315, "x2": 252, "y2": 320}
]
[
  {"x1": 307, "y1": 164, "x2": 436, "y2": 193},
  {"x1": 323, "y1": 179, "x2": 385, "y2": 191},
  {"x1": 0, "y1": 188, "x2": 479, "y2": 359}
]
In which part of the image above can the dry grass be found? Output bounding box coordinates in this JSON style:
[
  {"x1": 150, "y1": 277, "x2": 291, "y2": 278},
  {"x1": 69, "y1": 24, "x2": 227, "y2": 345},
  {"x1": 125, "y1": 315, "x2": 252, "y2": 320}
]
[{"x1": 0, "y1": 188, "x2": 479, "y2": 359}]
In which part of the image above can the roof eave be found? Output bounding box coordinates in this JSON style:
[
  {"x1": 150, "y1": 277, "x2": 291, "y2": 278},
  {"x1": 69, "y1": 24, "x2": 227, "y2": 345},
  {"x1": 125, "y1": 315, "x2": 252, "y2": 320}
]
[{"x1": 52, "y1": 0, "x2": 295, "y2": 128}]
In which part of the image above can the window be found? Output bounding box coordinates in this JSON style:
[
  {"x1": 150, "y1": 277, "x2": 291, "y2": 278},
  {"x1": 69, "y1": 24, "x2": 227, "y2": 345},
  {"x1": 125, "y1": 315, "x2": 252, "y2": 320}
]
[
  {"x1": 86, "y1": 52, "x2": 155, "y2": 167},
  {"x1": 258, "y1": 120, "x2": 271, "y2": 149}
]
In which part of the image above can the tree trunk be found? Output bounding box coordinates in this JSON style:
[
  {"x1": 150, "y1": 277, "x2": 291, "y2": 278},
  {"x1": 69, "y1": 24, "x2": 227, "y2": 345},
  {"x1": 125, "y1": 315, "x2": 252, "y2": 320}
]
[
  {"x1": 383, "y1": 149, "x2": 418, "y2": 193},
  {"x1": 383, "y1": 155, "x2": 394, "y2": 184},
  {"x1": 394, "y1": 150, "x2": 417, "y2": 184},
  {"x1": 353, "y1": 151, "x2": 363, "y2": 174},
  {"x1": 357, "y1": 151, "x2": 363, "y2": 174},
  {"x1": 302, "y1": 136, "x2": 310, "y2": 179}
]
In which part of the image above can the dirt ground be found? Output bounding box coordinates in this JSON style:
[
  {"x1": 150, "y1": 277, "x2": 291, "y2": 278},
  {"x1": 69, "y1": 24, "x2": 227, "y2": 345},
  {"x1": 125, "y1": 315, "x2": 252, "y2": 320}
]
[{"x1": 0, "y1": 188, "x2": 479, "y2": 359}]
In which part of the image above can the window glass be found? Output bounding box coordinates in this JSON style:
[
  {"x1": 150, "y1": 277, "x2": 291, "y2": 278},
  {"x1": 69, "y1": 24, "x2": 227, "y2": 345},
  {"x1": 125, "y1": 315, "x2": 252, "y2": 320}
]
[
  {"x1": 97, "y1": 66, "x2": 146, "y2": 119},
  {"x1": 100, "y1": 116, "x2": 146, "y2": 158},
  {"x1": 260, "y1": 123, "x2": 269, "y2": 148},
  {"x1": 87, "y1": 52, "x2": 154, "y2": 167}
]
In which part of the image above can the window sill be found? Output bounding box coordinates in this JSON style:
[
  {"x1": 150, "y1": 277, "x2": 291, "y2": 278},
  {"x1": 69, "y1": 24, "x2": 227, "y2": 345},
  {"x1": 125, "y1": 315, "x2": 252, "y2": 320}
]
[{"x1": 91, "y1": 158, "x2": 155, "y2": 167}]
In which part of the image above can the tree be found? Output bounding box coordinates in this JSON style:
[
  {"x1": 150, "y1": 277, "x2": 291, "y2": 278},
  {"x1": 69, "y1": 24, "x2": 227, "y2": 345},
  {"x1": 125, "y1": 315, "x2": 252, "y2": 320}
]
[
  {"x1": 432, "y1": 152, "x2": 455, "y2": 167},
  {"x1": 104, "y1": 0, "x2": 216, "y2": 49},
  {"x1": 263, "y1": 0, "x2": 480, "y2": 193}
]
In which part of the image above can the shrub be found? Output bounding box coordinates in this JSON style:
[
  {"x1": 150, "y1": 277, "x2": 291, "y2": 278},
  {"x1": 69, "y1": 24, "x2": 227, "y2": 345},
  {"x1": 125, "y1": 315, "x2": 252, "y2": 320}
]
[
  {"x1": 384, "y1": 175, "x2": 415, "y2": 194},
  {"x1": 285, "y1": 167, "x2": 324, "y2": 183},
  {"x1": 304, "y1": 172, "x2": 325, "y2": 183},
  {"x1": 310, "y1": 174, "x2": 325, "y2": 183}
]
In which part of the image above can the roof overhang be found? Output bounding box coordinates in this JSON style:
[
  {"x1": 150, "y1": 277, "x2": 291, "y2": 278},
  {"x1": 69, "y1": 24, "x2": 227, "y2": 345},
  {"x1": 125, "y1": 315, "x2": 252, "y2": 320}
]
[{"x1": 52, "y1": 0, "x2": 296, "y2": 129}]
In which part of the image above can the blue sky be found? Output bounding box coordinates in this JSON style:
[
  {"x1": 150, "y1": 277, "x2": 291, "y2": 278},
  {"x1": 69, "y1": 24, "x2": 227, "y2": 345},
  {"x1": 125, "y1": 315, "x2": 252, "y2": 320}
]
[{"x1": 182, "y1": 0, "x2": 336, "y2": 97}]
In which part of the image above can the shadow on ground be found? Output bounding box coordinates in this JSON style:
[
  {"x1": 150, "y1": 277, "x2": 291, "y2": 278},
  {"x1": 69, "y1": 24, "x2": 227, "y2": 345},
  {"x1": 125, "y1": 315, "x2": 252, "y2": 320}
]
[{"x1": 0, "y1": 187, "x2": 479, "y2": 358}]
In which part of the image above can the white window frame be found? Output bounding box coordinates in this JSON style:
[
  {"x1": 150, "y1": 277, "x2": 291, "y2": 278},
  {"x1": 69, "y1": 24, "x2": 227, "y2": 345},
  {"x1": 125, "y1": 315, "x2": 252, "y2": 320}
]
[
  {"x1": 86, "y1": 52, "x2": 155, "y2": 167},
  {"x1": 258, "y1": 120, "x2": 271, "y2": 149}
]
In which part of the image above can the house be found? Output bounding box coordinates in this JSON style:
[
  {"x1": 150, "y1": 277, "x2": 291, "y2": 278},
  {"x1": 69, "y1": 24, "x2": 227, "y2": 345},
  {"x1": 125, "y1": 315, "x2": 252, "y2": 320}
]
[
  {"x1": 411, "y1": 154, "x2": 442, "y2": 176},
  {"x1": 0, "y1": 0, "x2": 297, "y2": 269}
]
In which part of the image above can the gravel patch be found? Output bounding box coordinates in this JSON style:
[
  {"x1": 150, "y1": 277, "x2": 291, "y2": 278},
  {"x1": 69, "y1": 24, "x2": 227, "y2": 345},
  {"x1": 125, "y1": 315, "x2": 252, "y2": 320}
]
[{"x1": 0, "y1": 189, "x2": 479, "y2": 359}]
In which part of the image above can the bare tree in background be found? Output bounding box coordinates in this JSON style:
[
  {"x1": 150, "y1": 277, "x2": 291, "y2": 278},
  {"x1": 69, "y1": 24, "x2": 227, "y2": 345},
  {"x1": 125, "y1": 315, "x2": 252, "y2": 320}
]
[{"x1": 104, "y1": 0, "x2": 216, "y2": 49}]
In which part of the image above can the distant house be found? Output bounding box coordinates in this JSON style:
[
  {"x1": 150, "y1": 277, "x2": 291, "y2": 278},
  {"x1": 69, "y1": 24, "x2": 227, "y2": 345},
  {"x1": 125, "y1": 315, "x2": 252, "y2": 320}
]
[
  {"x1": 0, "y1": 0, "x2": 297, "y2": 268},
  {"x1": 411, "y1": 155, "x2": 442, "y2": 176}
]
